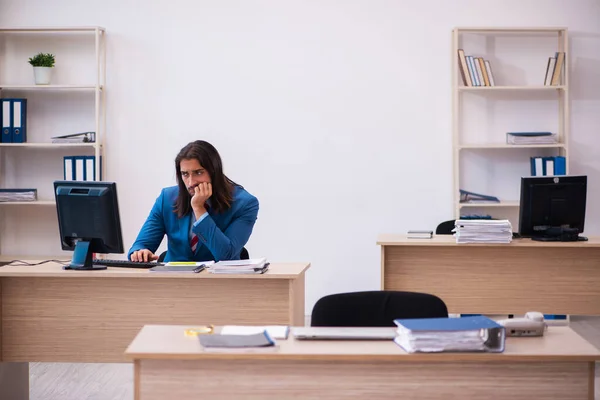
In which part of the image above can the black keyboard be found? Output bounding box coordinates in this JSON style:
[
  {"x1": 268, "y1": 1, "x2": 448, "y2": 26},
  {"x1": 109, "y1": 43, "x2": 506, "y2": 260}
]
[{"x1": 92, "y1": 259, "x2": 164, "y2": 269}]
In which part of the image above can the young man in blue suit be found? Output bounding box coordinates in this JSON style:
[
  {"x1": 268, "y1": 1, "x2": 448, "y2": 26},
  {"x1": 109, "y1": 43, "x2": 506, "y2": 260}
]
[{"x1": 128, "y1": 140, "x2": 259, "y2": 263}]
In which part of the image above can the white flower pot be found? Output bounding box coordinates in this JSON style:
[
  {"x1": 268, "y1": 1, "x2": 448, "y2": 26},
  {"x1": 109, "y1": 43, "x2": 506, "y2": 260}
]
[{"x1": 33, "y1": 67, "x2": 53, "y2": 85}]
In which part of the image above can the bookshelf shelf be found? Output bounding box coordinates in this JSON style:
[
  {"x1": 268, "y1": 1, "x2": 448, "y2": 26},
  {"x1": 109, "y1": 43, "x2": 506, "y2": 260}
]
[
  {"x1": 459, "y1": 144, "x2": 566, "y2": 150},
  {"x1": 0, "y1": 84, "x2": 102, "y2": 90},
  {"x1": 0, "y1": 143, "x2": 98, "y2": 148},
  {"x1": 454, "y1": 27, "x2": 567, "y2": 34},
  {"x1": 459, "y1": 201, "x2": 520, "y2": 208},
  {"x1": 0, "y1": 27, "x2": 105, "y2": 33},
  {"x1": 0, "y1": 200, "x2": 55, "y2": 206},
  {"x1": 458, "y1": 85, "x2": 565, "y2": 91},
  {"x1": 452, "y1": 27, "x2": 569, "y2": 223}
]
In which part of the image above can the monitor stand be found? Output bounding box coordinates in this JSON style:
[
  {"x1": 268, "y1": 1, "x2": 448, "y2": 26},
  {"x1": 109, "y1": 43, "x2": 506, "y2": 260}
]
[
  {"x1": 531, "y1": 227, "x2": 588, "y2": 242},
  {"x1": 65, "y1": 240, "x2": 107, "y2": 270}
]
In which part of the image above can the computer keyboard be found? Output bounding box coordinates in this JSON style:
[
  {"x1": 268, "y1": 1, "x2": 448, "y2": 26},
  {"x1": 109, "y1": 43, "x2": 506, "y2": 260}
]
[{"x1": 92, "y1": 259, "x2": 163, "y2": 269}]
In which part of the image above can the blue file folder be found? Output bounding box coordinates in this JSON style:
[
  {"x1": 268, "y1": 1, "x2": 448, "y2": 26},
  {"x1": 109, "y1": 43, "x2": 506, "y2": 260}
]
[
  {"x1": 1, "y1": 99, "x2": 12, "y2": 143},
  {"x1": 10, "y1": 99, "x2": 27, "y2": 143}
]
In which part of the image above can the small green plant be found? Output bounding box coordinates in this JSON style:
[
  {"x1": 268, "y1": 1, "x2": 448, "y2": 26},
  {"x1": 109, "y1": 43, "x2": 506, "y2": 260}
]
[{"x1": 28, "y1": 52, "x2": 56, "y2": 68}]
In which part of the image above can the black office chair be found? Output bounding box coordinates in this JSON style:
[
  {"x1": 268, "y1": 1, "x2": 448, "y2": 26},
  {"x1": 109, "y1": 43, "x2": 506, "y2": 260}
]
[
  {"x1": 157, "y1": 247, "x2": 250, "y2": 263},
  {"x1": 310, "y1": 291, "x2": 448, "y2": 327},
  {"x1": 436, "y1": 219, "x2": 455, "y2": 235}
]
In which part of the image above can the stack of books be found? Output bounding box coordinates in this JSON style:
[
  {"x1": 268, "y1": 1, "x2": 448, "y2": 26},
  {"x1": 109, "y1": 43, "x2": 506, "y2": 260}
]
[
  {"x1": 394, "y1": 316, "x2": 505, "y2": 353},
  {"x1": 544, "y1": 52, "x2": 565, "y2": 86},
  {"x1": 453, "y1": 219, "x2": 513, "y2": 244},
  {"x1": 207, "y1": 257, "x2": 270, "y2": 274},
  {"x1": 457, "y1": 49, "x2": 495, "y2": 87}
]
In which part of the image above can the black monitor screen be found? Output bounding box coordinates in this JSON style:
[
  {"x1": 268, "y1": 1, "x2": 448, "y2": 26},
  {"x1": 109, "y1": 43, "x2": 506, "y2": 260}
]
[
  {"x1": 518, "y1": 175, "x2": 587, "y2": 238},
  {"x1": 54, "y1": 181, "x2": 124, "y2": 268}
]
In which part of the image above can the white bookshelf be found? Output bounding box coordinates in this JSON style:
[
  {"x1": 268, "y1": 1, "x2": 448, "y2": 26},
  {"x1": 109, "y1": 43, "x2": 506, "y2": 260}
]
[
  {"x1": 452, "y1": 27, "x2": 569, "y2": 224},
  {"x1": 0, "y1": 26, "x2": 106, "y2": 257}
]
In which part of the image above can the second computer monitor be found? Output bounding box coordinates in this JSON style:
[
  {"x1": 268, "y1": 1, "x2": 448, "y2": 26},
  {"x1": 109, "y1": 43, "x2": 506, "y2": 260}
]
[{"x1": 518, "y1": 175, "x2": 587, "y2": 240}]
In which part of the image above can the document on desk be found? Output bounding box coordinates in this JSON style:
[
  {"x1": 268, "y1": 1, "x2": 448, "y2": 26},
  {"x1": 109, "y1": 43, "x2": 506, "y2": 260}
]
[
  {"x1": 199, "y1": 332, "x2": 276, "y2": 348},
  {"x1": 149, "y1": 261, "x2": 214, "y2": 272},
  {"x1": 221, "y1": 325, "x2": 290, "y2": 339},
  {"x1": 394, "y1": 316, "x2": 506, "y2": 353},
  {"x1": 207, "y1": 257, "x2": 269, "y2": 274}
]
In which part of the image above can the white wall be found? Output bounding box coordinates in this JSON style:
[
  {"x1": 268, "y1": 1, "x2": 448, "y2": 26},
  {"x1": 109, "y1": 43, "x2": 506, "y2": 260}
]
[{"x1": 1, "y1": 0, "x2": 599, "y2": 312}]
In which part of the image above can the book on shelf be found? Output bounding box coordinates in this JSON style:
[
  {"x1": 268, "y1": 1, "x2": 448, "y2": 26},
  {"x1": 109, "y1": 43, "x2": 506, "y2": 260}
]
[
  {"x1": 459, "y1": 189, "x2": 500, "y2": 203},
  {"x1": 544, "y1": 52, "x2": 565, "y2": 86},
  {"x1": 506, "y1": 131, "x2": 558, "y2": 145},
  {"x1": 0, "y1": 188, "x2": 37, "y2": 202},
  {"x1": 457, "y1": 49, "x2": 495, "y2": 87}
]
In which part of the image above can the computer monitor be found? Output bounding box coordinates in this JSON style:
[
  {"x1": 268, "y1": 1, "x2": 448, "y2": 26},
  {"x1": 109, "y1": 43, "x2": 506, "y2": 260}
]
[
  {"x1": 54, "y1": 180, "x2": 124, "y2": 270},
  {"x1": 518, "y1": 175, "x2": 587, "y2": 241}
]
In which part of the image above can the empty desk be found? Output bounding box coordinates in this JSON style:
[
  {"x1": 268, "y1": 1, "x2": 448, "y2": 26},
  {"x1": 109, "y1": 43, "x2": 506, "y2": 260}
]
[{"x1": 378, "y1": 234, "x2": 600, "y2": 315}]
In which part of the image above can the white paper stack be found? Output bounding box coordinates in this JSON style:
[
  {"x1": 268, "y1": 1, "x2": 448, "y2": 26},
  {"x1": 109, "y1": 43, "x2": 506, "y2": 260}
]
[
  {"x1": 506, "y1": 132, "x2": 558, "y2": 145},
  {"x1": 207, "y1": 257, "x2": 269, "y2": 274},
  {"x1": 453, "y1": 219, "x2": 513, "y2": 244},
  {"x1": 0, "y1": 189, "x2": 37, "y2": 202}
]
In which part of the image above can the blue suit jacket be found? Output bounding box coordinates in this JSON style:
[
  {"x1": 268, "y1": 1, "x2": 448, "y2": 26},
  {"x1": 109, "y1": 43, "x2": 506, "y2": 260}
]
[{"x1": 128, "y1": 185, "x2": 259, "y2": 262}]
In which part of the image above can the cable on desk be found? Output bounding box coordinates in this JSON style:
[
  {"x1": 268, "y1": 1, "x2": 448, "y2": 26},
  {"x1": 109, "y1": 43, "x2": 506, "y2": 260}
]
[{"x1": 0, "y1": 259, "x2": 71, "y2": 267}]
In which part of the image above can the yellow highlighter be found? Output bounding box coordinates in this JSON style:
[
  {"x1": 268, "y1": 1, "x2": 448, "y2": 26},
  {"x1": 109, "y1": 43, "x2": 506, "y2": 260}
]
[{"x1": 168, "y1": 262, "x2": 198, "y2": 266}]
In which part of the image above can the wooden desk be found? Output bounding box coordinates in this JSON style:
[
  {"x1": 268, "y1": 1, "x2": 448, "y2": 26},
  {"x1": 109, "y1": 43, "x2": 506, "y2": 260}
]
[
  {"x1": 378, "y1": 234, "x2": 600, "y2": 315},
  {"x1": 0, "y1": 262, "x2": 309, "y2": 399},
  {"x1": 126, "y1": 325, "x2": 599, "y2": 400}
]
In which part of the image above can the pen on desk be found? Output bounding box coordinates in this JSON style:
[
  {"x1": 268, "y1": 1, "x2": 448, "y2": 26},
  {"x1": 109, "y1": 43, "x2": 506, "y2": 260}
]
[{"x1": 193, "y1": 264, "x2": 206, "y2": 273}]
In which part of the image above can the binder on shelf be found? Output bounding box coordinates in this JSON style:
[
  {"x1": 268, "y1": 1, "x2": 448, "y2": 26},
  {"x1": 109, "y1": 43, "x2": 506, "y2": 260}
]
[
  {"x1": 11, "y1": 99, "x2": 27, "y2": 143},
  {"x1": 74, "y1": 156, "x2": 85, "y2": 181},
  {"x1": 85, "y1": 155, "x2": 102, "y2": 181},
  {"x1": 85, "y1": 156, "x2": 95, "y2": 181},
  {"x1": 64, "y1": 156, "x2": 75, "y2": 181},
  {"x1": 543, "y1": 156, "x2": 554, "y2": 176},
  {"x1": 1, "y1": 99, "x2": 11, "y2": 143},
  {"x1": 554, "y1": 156, "x2": 566, "y2": 175},
  {"x1": 530, "y1": 156, "x2": 566, "y2": 177}
]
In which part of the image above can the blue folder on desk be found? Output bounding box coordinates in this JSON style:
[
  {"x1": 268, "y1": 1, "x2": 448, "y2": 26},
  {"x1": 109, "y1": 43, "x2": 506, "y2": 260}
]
[{"x1": 394, "y1": 316, "x2": 506, "y2": 353}]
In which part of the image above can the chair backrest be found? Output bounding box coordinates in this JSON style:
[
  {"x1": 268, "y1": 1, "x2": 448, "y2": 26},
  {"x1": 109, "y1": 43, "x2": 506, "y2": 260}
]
[
  {"x1": 310, "y1": 291, "x2": 448, "y2": 327},
  {"x1": 158, "y1": 246, "x2": 249, "y2": 263},
  {"x1": 436, "y1": 220, "x2": 455, "y2": 235}
]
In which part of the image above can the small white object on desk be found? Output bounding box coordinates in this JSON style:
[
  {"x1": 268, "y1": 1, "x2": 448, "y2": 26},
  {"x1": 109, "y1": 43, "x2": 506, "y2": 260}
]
[{"x1": 221, "y1": 325, "x2": 290, "y2": 339}]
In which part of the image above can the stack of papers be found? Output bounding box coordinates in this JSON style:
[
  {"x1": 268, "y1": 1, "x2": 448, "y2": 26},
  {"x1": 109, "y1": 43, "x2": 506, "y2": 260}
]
[
  {"x1": 453, "y1": 219, "x2": 513, "y2": 244},
  {"x1": 207, "y1": 257, "x2": 269, "y2": 274},
  {"x1": 506, "y1": 132, "x2": 558, "y2": 145},
  {"x1": 0, "y1": 188, "x2": 37, "y2": 202},
  {"x1": 394, "y1": 316, "x2": 505, "y2": 353}
]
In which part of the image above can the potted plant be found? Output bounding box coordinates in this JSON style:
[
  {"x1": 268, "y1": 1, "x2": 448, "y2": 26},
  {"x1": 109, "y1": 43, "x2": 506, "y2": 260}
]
[{"x1": 28, "y1": 52, "x2": 56, "y2": 85}]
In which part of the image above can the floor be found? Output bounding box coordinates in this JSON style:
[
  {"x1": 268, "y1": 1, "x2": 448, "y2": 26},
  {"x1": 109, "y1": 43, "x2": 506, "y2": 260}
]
[{"x1": 28, "y1": 316, "x2": 600, "y2": 400}]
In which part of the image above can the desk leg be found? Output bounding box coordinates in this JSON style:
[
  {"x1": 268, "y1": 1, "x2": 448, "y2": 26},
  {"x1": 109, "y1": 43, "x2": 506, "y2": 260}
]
[{"x1": 0, "y1": 362, "x2": 29, "y2": 400}]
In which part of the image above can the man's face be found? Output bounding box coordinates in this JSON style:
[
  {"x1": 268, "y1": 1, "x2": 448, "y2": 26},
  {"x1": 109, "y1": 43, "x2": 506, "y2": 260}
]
[{"x1": 180, "y1": 158, "x2": 211, "y2": 196}]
